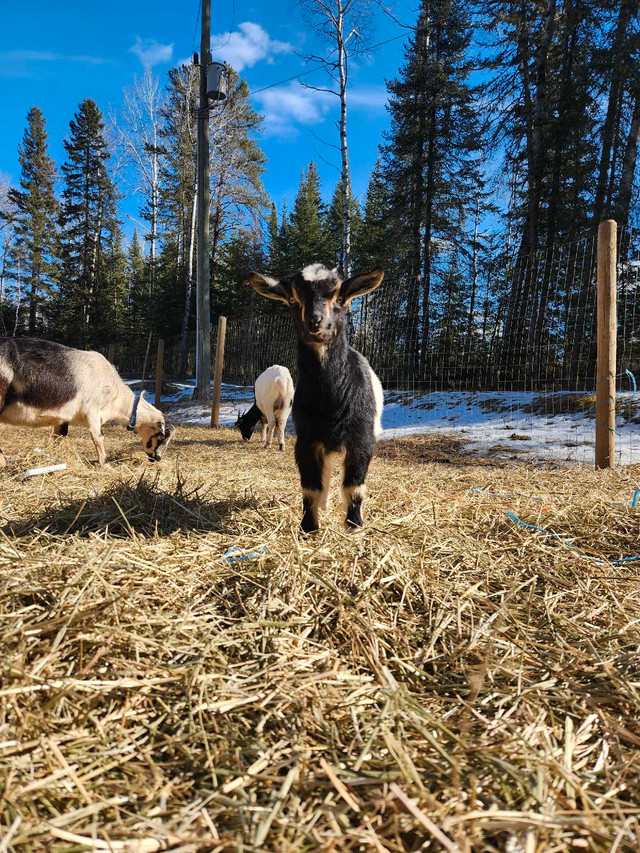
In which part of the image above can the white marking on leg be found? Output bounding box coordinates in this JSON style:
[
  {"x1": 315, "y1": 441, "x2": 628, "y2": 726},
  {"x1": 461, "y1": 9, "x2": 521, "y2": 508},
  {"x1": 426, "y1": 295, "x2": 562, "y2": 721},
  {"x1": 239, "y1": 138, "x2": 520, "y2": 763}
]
[
  {"x1": 266, "y1": 418, "x2": 275, "y2": 447},
  {"x1": 342, "y1": 483, "x2": 366, "y2": 510},
  {"x1": 302, "y1": 487, "x2": 322, "y2": 517},
  {"x1": 320, "y1": 450, "x2": 343, "y2": 510}
]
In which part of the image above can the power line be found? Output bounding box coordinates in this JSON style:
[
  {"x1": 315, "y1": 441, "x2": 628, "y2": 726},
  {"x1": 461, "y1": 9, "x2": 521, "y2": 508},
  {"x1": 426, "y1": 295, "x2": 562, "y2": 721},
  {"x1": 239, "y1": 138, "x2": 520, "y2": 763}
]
[
  {"x1": 245, "y1": 31, "x2": 409, "y2": 99},
  {"x1": 192, "y1": 0, "x2": 202, "y2": 55}
]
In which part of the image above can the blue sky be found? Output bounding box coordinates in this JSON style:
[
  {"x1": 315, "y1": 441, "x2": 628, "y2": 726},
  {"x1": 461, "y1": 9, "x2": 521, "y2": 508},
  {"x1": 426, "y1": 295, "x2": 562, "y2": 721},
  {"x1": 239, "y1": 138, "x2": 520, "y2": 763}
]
[{"x1": 0, "y1": 0, "x2": 416, "y2": 238}]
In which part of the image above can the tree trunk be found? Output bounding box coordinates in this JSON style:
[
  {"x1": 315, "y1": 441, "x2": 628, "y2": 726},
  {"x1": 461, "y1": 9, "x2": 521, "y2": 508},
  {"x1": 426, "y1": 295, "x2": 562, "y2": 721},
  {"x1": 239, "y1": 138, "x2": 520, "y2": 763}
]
[
  {"x1": 179, "y1": 188, "x2": 198, "y2": 377},
  {"x1": 336, "y1": 0, "x2": 351, "y2": 278},
  {"x1": 592, "y1": 0, "x2": 635, "y2": 224},
  {"x1": 465, "y1": 196, "x2": 481, "y2": 365},
  {"x1": 503, "y1": 0, "x2": 556, "y2": 379},
  {"x1": 614, "y1": 88, "x2": 640, "y2": 228}
]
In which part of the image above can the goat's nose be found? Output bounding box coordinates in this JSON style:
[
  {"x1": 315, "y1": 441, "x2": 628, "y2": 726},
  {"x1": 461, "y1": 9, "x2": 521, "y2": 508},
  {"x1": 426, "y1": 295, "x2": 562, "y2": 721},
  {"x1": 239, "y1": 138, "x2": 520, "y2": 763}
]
[{"x1": 308, "y1": 315, "x2": 323, "y2": 331}]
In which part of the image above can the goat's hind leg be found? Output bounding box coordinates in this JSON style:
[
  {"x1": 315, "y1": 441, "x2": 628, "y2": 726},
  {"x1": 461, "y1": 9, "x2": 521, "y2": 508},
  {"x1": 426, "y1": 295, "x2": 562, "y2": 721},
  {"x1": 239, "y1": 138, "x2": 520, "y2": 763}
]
[
  {"x1": 265, "y1": 417, "x2": 276, "y2": 448},
  {"x1": 342, "y1": 442, "x2": 374, "y2": 529},
  {"x1": 88, "y1": 416, "x2": 108, "y2": 467},
  {"x1": 274, "y1": 409, "x2": 285, "y2": 451},
  {"x1": 295, "y1": 439, "x2": 324, "y2": 533}
]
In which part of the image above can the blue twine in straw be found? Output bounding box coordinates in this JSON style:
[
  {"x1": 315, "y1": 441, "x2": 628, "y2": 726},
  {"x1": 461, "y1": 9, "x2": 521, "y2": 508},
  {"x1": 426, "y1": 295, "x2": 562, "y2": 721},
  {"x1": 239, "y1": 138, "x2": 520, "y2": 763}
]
[
  {"x1": 504, "y1": 510, "x2": 640, "y2": 565},
  {"x1": 222, "y1": 545, "x2": 268, "y2": 563}
]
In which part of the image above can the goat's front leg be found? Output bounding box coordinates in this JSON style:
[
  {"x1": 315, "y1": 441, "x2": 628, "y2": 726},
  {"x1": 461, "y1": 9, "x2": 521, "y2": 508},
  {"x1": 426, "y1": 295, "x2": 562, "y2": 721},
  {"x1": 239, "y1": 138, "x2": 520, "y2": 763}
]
[
  {"x1": 342, "y1": 442, "x2": 374, "y2": 529},
  {"x1": 260, "y1": 416, "x2": 268, "y2": 446},
  {"x1": 88, "y1": 417, "x2": 108, "y2": 467},
  {"x1": 0, "y1": 447, "x2": 6, "y2": 468},
  {"x1": 295, "y1": 438, "x2": 324, "y2": 533}
]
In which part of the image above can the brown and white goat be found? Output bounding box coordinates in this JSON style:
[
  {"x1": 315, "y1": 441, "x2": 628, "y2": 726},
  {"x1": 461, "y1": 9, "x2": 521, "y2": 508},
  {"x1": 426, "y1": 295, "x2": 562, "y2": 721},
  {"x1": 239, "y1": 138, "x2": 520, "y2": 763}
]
[
  {"x1": 246, "y1": 263, "x2": 384, "y2": 532},
  {"x1": 0, "y1": 337, "x2": 175, "y2": 467}
]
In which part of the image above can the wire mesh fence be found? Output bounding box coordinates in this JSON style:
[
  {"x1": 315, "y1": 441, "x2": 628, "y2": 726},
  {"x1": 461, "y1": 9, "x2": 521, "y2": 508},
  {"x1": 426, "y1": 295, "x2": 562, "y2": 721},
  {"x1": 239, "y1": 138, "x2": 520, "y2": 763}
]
[
  {"x1": 105, "y1": 227, "x2": 640, "y2": 464},
  {"x1": 217, "y1": 227, "x2": 640, "y2": 464}
]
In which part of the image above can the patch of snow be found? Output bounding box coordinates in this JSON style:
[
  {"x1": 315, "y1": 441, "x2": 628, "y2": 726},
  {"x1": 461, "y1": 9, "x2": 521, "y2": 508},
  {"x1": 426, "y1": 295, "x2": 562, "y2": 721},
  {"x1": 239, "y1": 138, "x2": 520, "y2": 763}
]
[{"x1": 153, "y1": 380, "x2": 640, "y2": 465}]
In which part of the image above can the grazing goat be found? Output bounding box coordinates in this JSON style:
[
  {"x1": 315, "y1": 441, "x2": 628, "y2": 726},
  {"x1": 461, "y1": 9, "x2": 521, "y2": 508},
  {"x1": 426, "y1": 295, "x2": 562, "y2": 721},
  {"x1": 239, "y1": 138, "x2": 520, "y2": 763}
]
[
  {"x1": 0, "y1": 337, "x2": 175, "y2": 467},
  {"x1": 246, "y1": 263, "x2": 384, "y2": 532},
  {"x1": 235, "y1": 364, "x2": 294, "y2": 451}
]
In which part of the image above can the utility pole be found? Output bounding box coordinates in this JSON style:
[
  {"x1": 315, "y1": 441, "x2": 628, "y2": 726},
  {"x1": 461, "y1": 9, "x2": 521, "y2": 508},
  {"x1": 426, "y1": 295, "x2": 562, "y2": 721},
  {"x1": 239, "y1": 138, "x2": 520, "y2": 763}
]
[{"x1": 195, "y1": 0, "x2": 212, "y2": 400}]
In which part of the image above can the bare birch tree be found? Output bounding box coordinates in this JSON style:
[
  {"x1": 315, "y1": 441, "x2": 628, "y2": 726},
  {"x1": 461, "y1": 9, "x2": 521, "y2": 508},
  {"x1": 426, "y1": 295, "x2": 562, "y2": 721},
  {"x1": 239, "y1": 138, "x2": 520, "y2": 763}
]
[
  {"x1": 0, "y1": 175, "x2": 17, "y2": 333},
  {"x1": 116, "y1": 67, "x2": 165, "y2": 327},
  {"x1": 299, "y1": 0, "x2": 376, "y2": 277}
]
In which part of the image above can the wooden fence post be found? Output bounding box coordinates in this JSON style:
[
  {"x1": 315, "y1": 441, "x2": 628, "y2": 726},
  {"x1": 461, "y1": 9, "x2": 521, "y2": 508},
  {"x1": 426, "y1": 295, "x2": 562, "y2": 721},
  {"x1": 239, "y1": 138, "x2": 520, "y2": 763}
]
[
  {"x1": 210, "y1": 316, "x2": 227, "y2": 427},
  {"x1": 595, "y1": 219, "x2": 617, "y2": 470},
  {"x1": 155, "y1": 339, "x2": 164, "y2": 409}
]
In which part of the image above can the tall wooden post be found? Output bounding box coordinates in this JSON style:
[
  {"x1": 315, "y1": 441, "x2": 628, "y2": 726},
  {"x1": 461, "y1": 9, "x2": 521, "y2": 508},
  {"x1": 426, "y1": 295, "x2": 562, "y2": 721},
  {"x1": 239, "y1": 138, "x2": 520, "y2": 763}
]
[
  {"x1": 595, "y1": 219, "x2": 617, "y2": 469},
  {"x1": 195, "y1": 0, "x2": 212, "y2": 401},
  {"x1": 210, "y1": 316, "x2": 227, "y2": 427},
  {"x1": 155, "y1": 339, "x2": 164, "y2": 409}
]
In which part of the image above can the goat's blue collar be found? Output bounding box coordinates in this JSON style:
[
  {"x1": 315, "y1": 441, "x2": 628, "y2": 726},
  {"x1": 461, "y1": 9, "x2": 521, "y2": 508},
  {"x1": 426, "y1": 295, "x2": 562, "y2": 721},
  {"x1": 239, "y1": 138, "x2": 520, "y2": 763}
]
[{"x1": 128, "y1": 389, "x2": 142, "y2": 431}]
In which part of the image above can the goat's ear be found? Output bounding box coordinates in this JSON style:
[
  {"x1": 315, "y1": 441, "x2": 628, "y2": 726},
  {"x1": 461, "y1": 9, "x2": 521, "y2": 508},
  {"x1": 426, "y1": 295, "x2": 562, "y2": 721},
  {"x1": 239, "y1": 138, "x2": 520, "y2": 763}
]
[
  {"x1": 157, "y1": 420, "x2": 165, "y2": 435},
  {"x1": 245, "y1": 272, "x2": 292, "y2": 304},
  {"x1": 339, "y1": 267, "x2": 384, "y2": 305}
]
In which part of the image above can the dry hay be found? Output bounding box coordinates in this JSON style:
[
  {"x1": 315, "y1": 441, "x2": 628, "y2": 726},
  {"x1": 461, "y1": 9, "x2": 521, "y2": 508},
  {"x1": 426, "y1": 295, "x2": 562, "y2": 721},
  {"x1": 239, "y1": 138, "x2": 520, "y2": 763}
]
[{"x1": 0, "y1": 425, "x2": 639, "y2": 852}]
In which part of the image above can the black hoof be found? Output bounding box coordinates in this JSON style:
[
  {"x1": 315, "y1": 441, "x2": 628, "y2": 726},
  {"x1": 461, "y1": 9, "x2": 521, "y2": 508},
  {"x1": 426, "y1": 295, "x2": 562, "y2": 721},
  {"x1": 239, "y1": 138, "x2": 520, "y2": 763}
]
[
  {"x1": 301, "y1": 511, "x2": 319, "y2": 534},
  {"x1": 345, "y1": 508, "x2": 364, "y2": 529}
]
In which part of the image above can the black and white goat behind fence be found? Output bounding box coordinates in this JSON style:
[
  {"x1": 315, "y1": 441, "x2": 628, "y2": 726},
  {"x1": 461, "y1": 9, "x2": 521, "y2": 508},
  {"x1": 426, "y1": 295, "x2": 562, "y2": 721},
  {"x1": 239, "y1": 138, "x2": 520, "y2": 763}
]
[
  {"x1": 246, "y1": 263, "x2": 384, "y2": 532},
  {"x1": 235, "y1": 364, "x2": 294, "y2": 450}
]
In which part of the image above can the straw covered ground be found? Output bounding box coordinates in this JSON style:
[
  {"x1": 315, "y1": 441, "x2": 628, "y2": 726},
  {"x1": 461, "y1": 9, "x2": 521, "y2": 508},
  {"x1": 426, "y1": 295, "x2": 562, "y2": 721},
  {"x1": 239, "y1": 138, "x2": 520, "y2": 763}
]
[{"x1": 1, "y1": 425, "x2": 639, "y2": 852}]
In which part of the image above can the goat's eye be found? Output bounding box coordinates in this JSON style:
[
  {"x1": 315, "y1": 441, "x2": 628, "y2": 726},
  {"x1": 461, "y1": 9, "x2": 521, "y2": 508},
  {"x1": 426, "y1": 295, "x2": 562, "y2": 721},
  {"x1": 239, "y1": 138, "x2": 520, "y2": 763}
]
[{"x1": 289, "y1": 297, "x2": 296, "y2": 305}]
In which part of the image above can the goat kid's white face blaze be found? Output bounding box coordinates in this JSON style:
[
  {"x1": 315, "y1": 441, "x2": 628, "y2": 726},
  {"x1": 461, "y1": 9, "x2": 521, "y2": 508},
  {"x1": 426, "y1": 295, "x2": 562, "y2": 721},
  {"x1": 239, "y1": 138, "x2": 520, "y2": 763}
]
[
  {"x1": 137, "y1": 421, "x2": 175, "y2": 461},
  {"x1": 245, "y1": 266, "x2": 384, "y2": 345}
]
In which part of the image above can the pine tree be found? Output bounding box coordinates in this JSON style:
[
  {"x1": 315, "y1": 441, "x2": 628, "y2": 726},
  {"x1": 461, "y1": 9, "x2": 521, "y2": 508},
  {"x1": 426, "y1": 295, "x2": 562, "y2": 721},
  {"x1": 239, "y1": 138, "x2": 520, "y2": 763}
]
[
  {"x1": 326, "y1": 181, "x2": 362, "y2": 274},
  {"x1": 125, "y1": 229, "x2": 148, "y2": 338},
  {"x1": 0, "y1": 176, "x2": 18, "y2": 335},
  {"x1": 382, "y1": 0, "x2": 483, "y2": 374},
  {"x1": 209, "y1": 69, "x2": 268, "y2": 308},
  {"x1": 288, "y1": 163, "x2": 331, "y2": 272},
  {"x1": 156, "y1": 64, "x2": 198, "y2": 359},
  {"x1": 56, "y1": 99, "x2": 123, "y2": 346},
  {"x1": 353, "y1": 155, "x2": 394, "y2": 272},
  {"x1": 8, "y1": 107, "x2": 58, "y2": 335}
]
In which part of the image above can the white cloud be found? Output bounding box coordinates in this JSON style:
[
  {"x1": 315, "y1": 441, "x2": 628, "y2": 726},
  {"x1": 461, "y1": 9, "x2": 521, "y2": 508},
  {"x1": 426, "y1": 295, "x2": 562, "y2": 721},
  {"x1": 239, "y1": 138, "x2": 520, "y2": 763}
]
[
  {"x1": 0, "y1": 49, "x2": 112, "y2": 64},
  {"x1": 254, "y1": 82, "x2": 334, "y2": 139},
  {"x1": 129, "y1": 37, "x2": 173, "y2": 67},
  {"x1": 211, "y1": 22, "x2": 292, "y2": 72}
]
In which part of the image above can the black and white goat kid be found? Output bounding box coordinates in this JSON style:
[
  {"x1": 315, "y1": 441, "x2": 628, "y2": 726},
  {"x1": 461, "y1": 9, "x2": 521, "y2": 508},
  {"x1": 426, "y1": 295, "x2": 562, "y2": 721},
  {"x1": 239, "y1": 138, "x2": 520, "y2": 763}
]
[{"x1": 246, "y1": 263, "x2": 384, "y2": 532}]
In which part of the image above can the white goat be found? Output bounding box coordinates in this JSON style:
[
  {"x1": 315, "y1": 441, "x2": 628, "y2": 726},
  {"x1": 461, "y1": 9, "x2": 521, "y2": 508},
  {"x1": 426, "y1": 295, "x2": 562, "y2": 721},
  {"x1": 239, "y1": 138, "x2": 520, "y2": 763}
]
[
  {"x1": 0, "y1": 337, "x2": 175, "y2": 467},
  {"x1": 235, "y1": 364, "x2": 294, "y2": 451}
]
